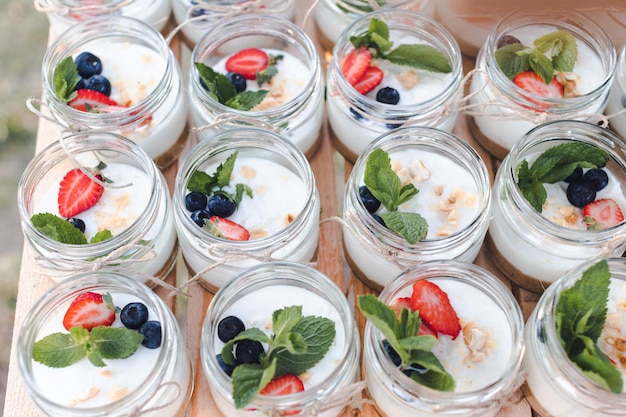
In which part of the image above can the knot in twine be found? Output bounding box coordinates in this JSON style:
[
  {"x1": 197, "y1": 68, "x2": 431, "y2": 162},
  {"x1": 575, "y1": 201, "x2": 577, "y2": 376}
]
[{"x1": 124, "y1": 381, "x2": 182, "y2": 417}]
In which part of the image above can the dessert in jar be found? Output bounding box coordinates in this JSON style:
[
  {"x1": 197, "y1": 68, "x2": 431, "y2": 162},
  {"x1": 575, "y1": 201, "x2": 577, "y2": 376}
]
[
  {"x1": 17, "y1": 271, "x2": 193, "y2": 417},
  {"x1": 40, "y1": 15, "x2": 189, "y2": 170},
  {"x1": 201, "y1": 261, "x2": 360, "y2": 417},
  {"x1": 18, "y1": 132, "x2": 177, "y2": 284},
  {"x1": 433, "y1": 1, "x2": 626, "y2": 58},
  {"x1": 34, "y1": 0, "x2": 172, "y2": 36},
  {"x1": 326, "y1": 9, "x2": 463, "y2": 163},
  {"x1": 523, "y1": 258, "x2": 626, "y2": 417},
  {"x1": 188, "y1": 14, "x2": 324, "y2": 159},
  {"x1": 173, "y1": 128, "x2": 320, "y2": 292},
  {"x1": 313, "y1": 0, "x2": 434, "y2": 53},
  {"x1": 607, "y1": 44, "x2": 626, "y2": 139},
  {"x1": 467, "y1": 10, "x2": 617, "y2": 160},
  {"x1": 172, "y1": 0, "x2": 296, "y2": 49},
  {"x1": 360, "y1": 260, "x2": 525, "y2": 417},
  {"x1": 342, "y1": 126, "x2": 491, "y2": 290},
  {"x1": 488, "y1": 120, "x2": 626, "y2": 293}
]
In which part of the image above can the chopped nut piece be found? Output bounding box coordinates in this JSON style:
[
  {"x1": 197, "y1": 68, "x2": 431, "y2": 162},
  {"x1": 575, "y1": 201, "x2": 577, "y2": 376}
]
[
  {"x1": 300, "y1": 371, "x2": 312, "y2": 382},
  {"x1": 433, "y1": 185, "x2": 443, "y2": 196},
  {"x1": 409, "y1": 160, "x2": 431, "y2": 183},
  {"x1": 109, "y1": 386, "x2": 130, "y2": 402},
  {"x1": 449, "y1": 188, "x2": 466, "y2": 203},
  {"x1": 250, "y1": 226, "x2": 269, "y2": 239},
  {"x1": 437, "y1": 226, "x2": 451, "y2": 237},
  {"x1": 437, "y1": 200, "x2": 453, "y2": 213},
  {"x1": 447, "y1": 209, "x2": 459, "y2": 226},
  {"x1": 555, "y1": 71, "x2": 582, "y2": 98},
  {"x1": 463, "y1": 321, "x2": 493, "y2": 363},
  {"x1": 464, "y1": 193, "x2": 477, "y2": 207},
  {"x1": 100, "y1": 370, "x2": 113, "y2": 377},
  {"x1": 256, "y1": 185, "x2": 267, "y2": 195},
  {"x1": 558, "y1": 206, "x2": 579, "y2": 226},
  {"x1": 398, "y1": 70, "x2": 418, "y2": 89},
  {"x1": 599, "y1": 311, "x2": 626, "y2": 371},
  {"x1": 241, "y1": 165, "x2": 256, "y2": 179},
  {"x1": 284, "y1": 213, "x2": 296, "y2": 226}
]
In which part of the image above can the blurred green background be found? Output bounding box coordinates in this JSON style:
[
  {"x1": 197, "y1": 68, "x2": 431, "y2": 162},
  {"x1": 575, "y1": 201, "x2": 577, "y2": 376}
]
[{"x1": 0, "y1": 0, "x2": 48, "y2": 412}]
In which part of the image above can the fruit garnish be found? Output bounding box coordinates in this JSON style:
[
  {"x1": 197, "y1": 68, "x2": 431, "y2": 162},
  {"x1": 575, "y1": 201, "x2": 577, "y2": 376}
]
[
  {"x1": 138, "y1": 320, "x2": 162, "y2": 349},
  {"x1": 204, "y1": 216, "x2": 250, "y2": 241},
  {"x1": 120, "y1": 302, "x2": 149, "y2": 330},
  {"x1": 583, "y1": 198, "x2": 625, "y2": 230},
  {"x1": 68, "y1": 89, "x2": 122, "y2": 112},
  {"x1": 353, "y1": 66, "x2": 383, "y2": 95},
  {"x1": 62, "y1": 291, "x2": 116, "y2": 331},
  {"x1": 220, "y1": 305, "x2": 335, "y2": 409},
  {"x1": 515, "y1": 142, "x2": 609, "y2": 213},
  {"x1": 358, "y1": 293, "x2": 455, "y2": 391},
  {"x1": 376, "y1": 86, "x2": 400, "y2": 105},
  {"x1": 195, "y1": 62, "x2": 268, "y2": 111},
  {"x1": 31, "y1": 213, "x2": 112, "y2": 244},
  {"x1": 513, "y1": 70, "x2": 564, "y2": 102},
  {"x1": 410, "y1": 280, "x2": 461, "y2": 339},
  {"x1": 58, "y1": 162, "x2": 107, "y2": 218},
  {"x1": 390, "y1": 297, "x2": 438, "y2": 338},
  {"x1": 341, "y1": 46, "x2": 372, "y2": 86},
  {"x1": 259, "y1": 374, "x2": 305, "y2": 415},
  {"x1": 225, "y1": 48, "x2": 269, "y2": 80},
  {"x1": 363, "y1": 148, "x2": 428, "y2": 244},
  {"x1": 74, "y1": 51, "x2": 102, "y2": 78},
  {"x1": 494, "y1": 30, "x2": 578, "y2": 85},
  {"x1": 554, "y1": 259, "x2": 622, "y2": 393}
]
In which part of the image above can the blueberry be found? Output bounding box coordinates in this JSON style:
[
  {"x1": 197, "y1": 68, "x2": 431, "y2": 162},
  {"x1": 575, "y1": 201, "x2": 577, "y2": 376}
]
[
  {"x1": 583, "y1": 169, "x2": 609, "y2": 191},
  {"x1": 537, "y1": 318, "x2": 546, "y2": 344},
  {"x1": 376, "y1": 87, "x2": 400, "y2": 105},
  {"x1": 403, "y1": 363, "x2": 426, "y2": 378},
  {"x1": 227, "y1": 72, "x2": 247, "y2": 93},
  {"x1": 496, "y1": 35, "x2": 521, "y2": 49},
  {"x1": 216, "y1": 353, "x2": 234, "y2": 376},
  {"x1": 208, "y1": 194, "x2": 236, "y2": 218},
  {"x1": 199, "y1": 76, "x2": 208, "y2": 90},
  {"x1": 74, "y1": 77, "x2": 86, "y2": 91},
  {"x1": 386, "y1": 122, "x2": 403, "y2": 130},
  {"x1": 191, "y1": 209, "x2": 211, "y2": 227},
  {"x1": 185, "y1": 191, "x2": 208, "y2": 212},
  {"x1": 67, "y1": 217, "x2": 85, "y2": 233},
  {"x1": 120, "y1": 302, "x2": 149, "y2": 330},
  {"x1": 217, "y1": 316, "x2": 245, "y2": 343},
  {"x1": 359, "y1": 185, "x2": 381, "y2": 213},
  {"x1": 85, "y1": 75, "x2": 111, "y2": 96},
  {"x1": 566, "y1": 181, "x2": 596, "y2": 208},
  {"x1": 382, "y1": 339, "x2": 401, "y2": 367},
  {"x1": 74, "y1": 52, "x2": 102, "y2": 78},
  {"x1": 235, "y1": 339, "x2": 264, "y2": 364},
  {"x1": 138, "y1": 320, "x2": 162, "y2": 349},
  {"x1": 349, "y1": 107, "x2": 364, "y2": 121},
  {"x1": 564, "y1": 167, "x2": 583, "y2": 183},
  {"x1": 372, "y1": 214, "x2": 386, "y2": 227}
]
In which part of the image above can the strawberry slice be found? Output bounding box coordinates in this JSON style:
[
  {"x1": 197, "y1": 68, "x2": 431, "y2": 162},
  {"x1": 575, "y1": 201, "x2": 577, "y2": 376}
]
[
  {"x1": 353, "y1": 66, "x2": 383, "y2": 95},
  {"x1": 418, "y1": 320, "x2": 438, "y2": 338},
  {"x1": 341, "y1": 46, "x2": 371, "y2": 86},
  {"x1": 58, "y1": 165, "x2": 105, "y2": 218},
  {"x1": 206, "y1": 216, "x2": 250, "y2": 241},
  {"x1": 260, "y1": 374, "x2": 304, "y2": 415},
  {"x1": 410, "y1": 280, "x2": 461, "y2": 339},
  {"x1": 63, "y1": 292, "x2": 116, "y2": 331},
  {"x1": 390, "y1": 297, "x2": 412, "y2": 317},
  {"x1": 512, "y1": 70, "x2": 564, "y2": 105},
  {"x1": 583, "y1": 198, "x2": 625, "y2": 229},
  {"x1": 225, "y1": 48, "x2": 269, "y2": 80},
  {"x1": 68, "y1": 89, "x2": 123, "y2": 112}
]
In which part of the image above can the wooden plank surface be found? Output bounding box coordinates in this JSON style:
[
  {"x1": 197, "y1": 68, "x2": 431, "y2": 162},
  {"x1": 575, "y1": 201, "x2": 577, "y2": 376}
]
[{"x1": 3, "y1": 2, "x2": 535, "y2": 416}]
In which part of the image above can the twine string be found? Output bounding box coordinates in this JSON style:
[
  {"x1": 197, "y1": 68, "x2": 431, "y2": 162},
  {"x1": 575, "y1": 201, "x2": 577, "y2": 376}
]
[
  {"x1": 190, "y1": 113, "x2": 283, "y2": 136},
  {"x1": 124, "y1": 381, "x2": 182, "y2": 417}
]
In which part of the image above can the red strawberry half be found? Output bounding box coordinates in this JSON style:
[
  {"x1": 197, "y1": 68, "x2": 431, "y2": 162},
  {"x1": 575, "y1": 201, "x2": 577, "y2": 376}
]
[
  {"x1": 260, "y1": 374, "x2": 304, "y2": 415},
  {"x1": 353, "y1": 66, "x2": 383, "y2": 95},
  {"x1": 63, "y1": 291, "x2": 116, "y2": 331},
  {"x1": 341, "y1": 46, "x2": 371, "y2": 86},
  {"x1": 206, "y1": 216, "x2": 250, "y2": 241},
  {"x1": 410, "y1": 280, "x2": 461, "y2": 339},
  {"x1": 390, "y1": 297, "x2": 412, "y2": 317},
  {"x1": 68, "y1": 89, "x2": 124, "y2": 113},
  {"x1": 512, "y1": 70, "x2": 564, "y2": 106},
  {"x1": 225, "y1": 48, "x2": 269, "y2": 80},
  {"x1": 58, "y1": 166, "x2": 105, "y2": 218},
  {"x1": 583, "y1": 198, "x2": 625, "y2": 229}
]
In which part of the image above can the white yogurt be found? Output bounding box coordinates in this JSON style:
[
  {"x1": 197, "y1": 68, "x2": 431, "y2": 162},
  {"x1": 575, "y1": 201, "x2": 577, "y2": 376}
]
[{"x1": 607, "y1": 46, "x2": 626, "y2": 139}]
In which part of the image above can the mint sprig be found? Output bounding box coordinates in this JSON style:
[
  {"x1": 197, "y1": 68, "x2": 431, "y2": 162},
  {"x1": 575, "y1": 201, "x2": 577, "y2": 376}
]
[
  {"x1": 31, "y1": 213, "x2": 113, "y2": 244},
  {"x1": 33, "y1": 325, "x2": 144, "y2": 368},
  {"x1": 220, "y1": 305, "x2": 335, "y2": 409},
  {"x1": 554, "y1": 259, "x2": 623, "y2": 393},
  {"x1": 515, "y1": 142, "x2": 609, "y2": 212},
  {"x1": 358, "y1": 294, "x2": 455, "y2": 391},
  {"x1": 495, "y1": 30, "x2": 578, "y2": 84},
  {"x1": 256, "y1": 54, "x2": 283, "y2": 87},
  {"x1": 364, "y1": 148, "x2": 428, "y2": 244},
  {"x1": 195, "y1": 62, "x2": 268, "y2": 110},
  {"x1": 349, "y1": 18, "x2": 452, "y2": 73},
  {"x1": 53, "y1": 56, "x2": 80, "y2": 103}
]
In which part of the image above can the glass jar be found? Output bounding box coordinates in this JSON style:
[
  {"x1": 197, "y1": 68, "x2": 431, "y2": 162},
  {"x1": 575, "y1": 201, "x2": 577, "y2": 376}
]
[
  {"x1": 173, "y1": 127, "x2": 320, "y2": 292},
  {"x1": 172, "y1": 0, "x2": 296, "y2": 49},
  {"x1": 523, "y1": 257, "x2": 626, "y2": 417},
  {"x1": 313, "y1": 0, "x2": 434, "y2": 54},
  {"x1": 17, "y1": 270, "x2": 193, "y2": 417},
  {"x1": 607, "y1": 44, "x2": 626, "y2": 139},
  {"x1": 326, "y1": 9, "x2": 463, "y2": 163},
  {"x1": 41, "y1": 15, "x2": 188, "y2": 170},
  {"x1": 363, "y1": 260, "x2": 525, "y2": 417},
  {"x1": 433, "y1": 1, "x2": 626, "y2": 58},
  {"x1": 467, "y1": 10, "x2": 617, "y2": 160},
  {"x1": 342, "y1": 126, "x2": 491, "y2": 291},
  {"x1": 188, "y1": 14, "x2": 324, "y2": 159},
  {"x1": 488, "y1": 120, "x2": 626, "y2": 293},
  {"x1": 34, "y1": 0, "x2": 171, "y2": 36},
  {"x1": 201, "y1": 261, "x2": 360, "y2": 417},
  {"x1": 18, "y1": 131, "x2": 178, "y2": 284}
]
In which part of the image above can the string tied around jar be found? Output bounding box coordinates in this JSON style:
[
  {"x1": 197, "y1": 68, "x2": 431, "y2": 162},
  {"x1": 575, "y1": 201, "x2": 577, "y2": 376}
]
[
  {"x1": 189, "y1": 114, "x2": 284, "y2": 149},
  {"x1": 124, "y1": 381, "x2": 182, "y2": 417},
  {"x1": 302, "y1": 380, "x2": 371, "y2": 416}
]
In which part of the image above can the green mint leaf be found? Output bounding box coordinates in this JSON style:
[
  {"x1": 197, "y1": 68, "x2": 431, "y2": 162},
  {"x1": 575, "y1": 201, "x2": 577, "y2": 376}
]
[
  {"x1": 89, "y1": 326, "x2": 144, "y2": 360},
  {"x1": 397, "y1": 307, "x2": 420, "y2": 340},
  {"x1": 369, "y1": 17, "x2": 390, "y2": 42},
  {"x1": 534, "y1": 30, "x2": 577, "y2": 72},
  {"x1": 387, "y1": 44, "x2": 452, "y2": 73},
  {"x1": 349, "y1": 18, "x2": 393, "y2": 56},
  {"x1": 87, "y1": 348, "x2": 106, "y2": 367},
  {"x1": 494, "y1": 43, "x2": 531, "y2": 79},
  {"x1": 90, "y1": 230, "x2": 113, "y2": 244},
  {"x1": 225, "y1": 90, "x2": 268, "y2": 111},
  {"x1": 573, "y1": 345, "x2": 623, "y2": 393},
  {"x1": 358, "y1": 294, "x2": 405, "y2": 361},
  {"x1": 195, "y1": 62, "x2": 237, "y2": 104},
  {"x1": 53, "y1": 56, "x2": 80, "y2": 103},
  {"x1": 187, "y1": 170, "x2": 217, "y2": 195},
  {"x1": 516, "y1": 159, "x2": 547, "y2": 213},
  {"x1": 272, "y1": 305, "x2": 303, "y2": 337},
  {"x1": 231, "y1": 363, "x2": 265, "y2": 409},
  {"x1": 381, "y1": 211, "x2": 428, "y2": 244},
  {"x1": 221, "y1": 327, "x2": 272, "y2": 366},
  {"x1": 398, "y1": 335, "x2": 437, "y2": 352},
  {"x1": 397, "y1": 183, "x2": 419, "y2": 207},
  {"x1": 373, "y1": 168, "x2": 403, "y2": 212},
  {"x1": 257, "y1": 54, "x2": 283, "y2": 86},
  {"x1": 364, "y1": 148, "x2": 392, "y2": 189},
  {"x1": 273, "y1": 331, "x2": 307, "y2": 356},
  {"x1": 216, "y1": 152, "x2": 238, "y2": 188},
  {"x1": 32, "y1": 329, "x2": 88, "y2": 368},
  {"x1": 528, "y1": 49, "x2": 554, "y2": 85},
  {"x1": 234, "y1": 183, "x2": 253, "y2": 206},
  {"x1": 31, "y1": 213, "x2": 89, "y2": 245},
  {"x1": 405, "y1": 349, "x2": 455, "y2": 392}
]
